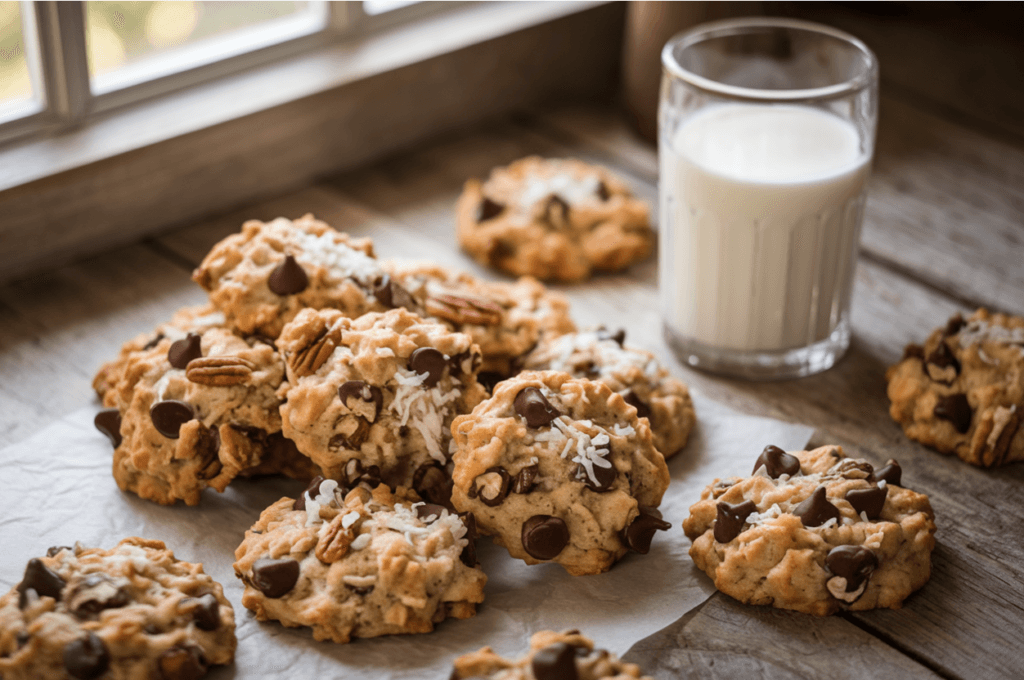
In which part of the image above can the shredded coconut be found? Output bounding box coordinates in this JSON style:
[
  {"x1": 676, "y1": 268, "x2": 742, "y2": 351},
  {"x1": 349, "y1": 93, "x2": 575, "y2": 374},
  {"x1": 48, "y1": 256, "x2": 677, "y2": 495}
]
[
  {"x1": 517, "y1": 172, "x2": 601, "y2": 211},
  {"x1": 389, "y1": 366, "x2": 461, "y2": 463},
  {"x1": 350, "y1": 534, "x2": 371, "y2": 551},
  {"x1": 612, "y1": 423, "x2": 636, "y2": 437},
  {"x1": 958, "y1": 319, "x2": 1024, "y2": 352},
  {"x1": 153, "y1": 369, "x2": 185, "y2": 401},
  {"x1": 376, "y1": 347, "x2": 395, "y2": 358},
  {"x1": 291, "y1": 229, "x2": 383, "y2": 288}
]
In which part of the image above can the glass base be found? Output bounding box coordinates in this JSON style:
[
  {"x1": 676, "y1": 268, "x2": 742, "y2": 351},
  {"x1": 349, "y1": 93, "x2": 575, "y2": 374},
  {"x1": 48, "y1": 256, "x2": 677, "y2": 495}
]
[{"x1": 664, "y1": 318, "x2": 851, "y2": 381}]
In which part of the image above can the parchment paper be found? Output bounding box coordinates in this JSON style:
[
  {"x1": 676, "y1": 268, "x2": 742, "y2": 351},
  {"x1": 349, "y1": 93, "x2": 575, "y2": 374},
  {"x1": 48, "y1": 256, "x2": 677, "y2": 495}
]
[{"x1": 0, "y1": 394, "x2": 811, "y2": 678}]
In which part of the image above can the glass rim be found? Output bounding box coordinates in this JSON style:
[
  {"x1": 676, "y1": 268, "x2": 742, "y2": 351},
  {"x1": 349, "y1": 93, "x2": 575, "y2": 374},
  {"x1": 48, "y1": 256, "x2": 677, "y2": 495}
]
[{"x1": 661, "y1": 17, "x2": 878, "y2": 103}]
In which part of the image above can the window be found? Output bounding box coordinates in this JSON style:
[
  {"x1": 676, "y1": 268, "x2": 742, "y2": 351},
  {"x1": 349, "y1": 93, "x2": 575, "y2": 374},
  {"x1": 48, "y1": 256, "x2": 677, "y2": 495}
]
[{"x1": 0, "y1": 0, "x2": 448, "y2": 145}]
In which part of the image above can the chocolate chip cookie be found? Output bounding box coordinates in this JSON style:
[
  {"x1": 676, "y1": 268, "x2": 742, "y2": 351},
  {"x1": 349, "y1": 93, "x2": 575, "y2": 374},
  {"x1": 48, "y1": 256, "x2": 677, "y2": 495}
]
[
  {"x1": 277, "y1": 308, "x2": 487, "y2": 505},
  {"x1": 450, "y1": 629, "x2": 653, "y2": 680},
  {"x1": 683, "y1": 445, "x2": 936, "y2": 616},
  {"x1": 522, "y1": 328, "x2": 695, "y2": 459},
  {"x1": 383, "y1": 260, "x2": 577, "y2": 376},
  {"x1": 97, "y1": 318, "x2": 316, "y2": 505},
  {"x1": 451, "y1": 371, "x2": 671, "y2": 576},
  {"x1": 0, "y1": 538, "x2": 235, "y2": 680},
  {"x1": 887, "y1": 309, "x2": 1024, "y2": 467},
  {"x1": 456, "y1": 157, "x2": 653, "y2": 282},
  {"x1": 193, "y1": 214, "x2": 390, "y2": 337},
  {"x1": 233, "y1": 481, "x2": 486, "y2": 643}
]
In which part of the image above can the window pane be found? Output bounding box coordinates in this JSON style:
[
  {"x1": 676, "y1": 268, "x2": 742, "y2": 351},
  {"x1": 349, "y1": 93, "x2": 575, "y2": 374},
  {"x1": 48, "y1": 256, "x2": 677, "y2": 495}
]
[
  {"x1": 85, "y1": 1, "x2": 322, "y2": 90},
  {"x1": 363, "y1": 0, "x2": 419, "y2": 16},
  {"x1": 0, "y1": 1, "x2": 33, "y2": 112}
]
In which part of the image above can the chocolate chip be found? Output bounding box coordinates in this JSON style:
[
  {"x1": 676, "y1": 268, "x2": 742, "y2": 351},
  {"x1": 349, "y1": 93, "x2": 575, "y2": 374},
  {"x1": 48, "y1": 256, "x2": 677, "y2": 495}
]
[
  {"x1": 470, "y1": 467, "x2": 511, "y2": 506},
  {"x1": 846, "y1": 485, "x2": 888, "y2": 520},
  {"x1": 753, "y1": 445, "x2": 801, "y2": 478},
  {"x1": 794, "y1": 486, "x2": 841, "y2": 527},
  {"x1": 68, "y1": 573, "x2": 130, "y2": 617},
  {"x1": 449, "y1": 350, "x2": 483, "y2": 378},
  {"x1": 143, "y1": 333, "x2": 165, "y2": 350},
  {"x1": 512, "y1": 464, "x2": 538, "y2": 494},
  {"x1": 925, "y1": 341, "x2": 961, "y2": 382},
  {"x1": 63, "y1": 633, "x2": 109, "y2": 680},
  {"x1": 597, "y1": 327, "x2": 626, "y2": 346},
  {"x1": 251, "y1": 558, "x2": 300, "y2": 598},
  {"x1": 459, "y1": 512, "x2": 479, "y2": 567},
  {"x1": 623, "y1": 391, "x2": 651, "y2": 421},
  {"x1": 338, "y1": 380, "x2": 384, "y2": 421},
  {"x1": 343, "y1": 459, "x2": 381, "y2": 488},
  {"x1": 521, "y1": 515, "x2": 569, "y2": 560},
  {"x1": 167, "y1": 332, "x2": 202, "y2": 369},
  {"x1": 870, "y1": 459, "x2": 902, "y2": 487},
  {"x1": 513, "y1": 387, "x2": 560, "y2": 428},
  {"x1": 415, "y1": 503, "x2": 448, "y2": 521},
  {"x1": 17, "y1": 558, "x2": 65, "y2": 608},
  {"x1": 477, "y1": 197, "x2": 505, "y2": 222},
  {"x1": 543, "y1": 194, "x2": 570, "y2": 226},
  {"x1": 47, "y1": 546, "x2": 72, "y2": 557},
  {"x1": 413, "y1": 463, "x2": 453, "y2": 506},
  {"x1": 94, "y1": 409, "x2": 122, "y2": 449},
  {"x1": 158, "y1": 644, "x2": 208, "y2": 680},
  {"x1": 293, "y1": 475, "x2": 326, "y2": 511},
  {"x1": 184, "y1": 593, "x2": 221, "y2": 631},
  {"x1": 596, "y1": 180, "x2": 611, "y2": 202},
  {"x1": 409, "y1": 347, "x2": 447, "y2": 388},
  {"x1": 575, "y1": 461, "x2": 616, "y2": 492},
  {"x1": 623, "y1": 507, "x2": 671, "y2": 553},
  {"x1": 373, "y1": 274, "x2": 415, "y2": 310},
  {"x1": 935, "y1": 393, "x2": 972, "y2": 433},
  {"x1": 713, "y1": 500, "x2": 756, "y2": 543},
  {"x1": 150, "y1": 400, "x2": 195, "y2": 439},
  {"x1": 825, "y1": 545, "x2": 878, "y2": 592},
  {"x1": 531, "y1": 642, "x2": 579, "y2": 680},
  {"x1": 268, "y1": 254, "x2": 309, "y2": 295},
  {"x1": 944, "y1": 314, "x2": 966, "y2": 337}
]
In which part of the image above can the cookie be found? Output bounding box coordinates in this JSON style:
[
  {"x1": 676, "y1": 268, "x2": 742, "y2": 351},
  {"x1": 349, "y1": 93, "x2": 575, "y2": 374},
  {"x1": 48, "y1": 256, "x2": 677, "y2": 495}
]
[
  {"x1": 451, "y1": 629, "x2": 652, "y2": 680},
  {"x1": 522, "y1": 328, "x2": 695, "y2": 458},
  {"x1": 233, "y1": 481, "x2": 486, "y2": 643},
  {"x1": 192, "y1": 214, "x2": 390, "y2": 338},
  {"x1": 383, "y1": 260, "x2": 576, "y2": 376},
  {"x1": 450, "y1": 371, "x2": 671, "y2": 576},
  {"x1": 683, "y1": 445, "x2": 936, "y2": 616},
  {"x1": 886, "y1": 309, "x2": 1024, "y2": 467},
  {"x1": 456, "y1": 157, "x2": 653, "y2": 282},
  {"x1": 96, "y1": 316, "x2": 316, "y2": 506},
  {"x1": 277, "y1": 308, "x2": 487, "y2": 505},
  {"x1": 0, "y1": 538, "x2": 235, "y2": 680}
]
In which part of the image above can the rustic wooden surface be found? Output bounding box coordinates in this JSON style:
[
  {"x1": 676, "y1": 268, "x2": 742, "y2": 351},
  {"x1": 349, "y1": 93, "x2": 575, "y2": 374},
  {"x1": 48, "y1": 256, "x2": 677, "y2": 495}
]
[{"x1": 3, "y1": 49, "x2": 1024, "y2": 680}]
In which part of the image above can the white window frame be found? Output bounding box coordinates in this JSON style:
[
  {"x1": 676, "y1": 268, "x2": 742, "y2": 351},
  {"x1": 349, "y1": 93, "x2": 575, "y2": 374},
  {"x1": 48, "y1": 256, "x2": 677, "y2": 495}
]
[{"x1": 0, "y1": 0, "x2": 465, "y2": 146}]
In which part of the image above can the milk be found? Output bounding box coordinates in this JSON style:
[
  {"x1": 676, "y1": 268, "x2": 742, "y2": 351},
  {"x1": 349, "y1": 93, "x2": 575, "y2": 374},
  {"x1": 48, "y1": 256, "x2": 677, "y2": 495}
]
[{"x1": 660, "y1": 104, "x2": 870, "y2": 352}]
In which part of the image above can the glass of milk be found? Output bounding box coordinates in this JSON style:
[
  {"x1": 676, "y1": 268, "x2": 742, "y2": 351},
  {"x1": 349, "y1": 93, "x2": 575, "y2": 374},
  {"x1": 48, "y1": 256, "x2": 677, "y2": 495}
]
[{"x1": 659, "y1": 18, "x2": 878, "y2": 379}]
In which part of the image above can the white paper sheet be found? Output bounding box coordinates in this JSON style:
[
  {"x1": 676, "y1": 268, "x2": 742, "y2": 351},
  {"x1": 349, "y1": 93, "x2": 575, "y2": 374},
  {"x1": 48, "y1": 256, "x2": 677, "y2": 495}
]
[{"x1": 0, "y1": 394, "x2": 811, "y2": 678}]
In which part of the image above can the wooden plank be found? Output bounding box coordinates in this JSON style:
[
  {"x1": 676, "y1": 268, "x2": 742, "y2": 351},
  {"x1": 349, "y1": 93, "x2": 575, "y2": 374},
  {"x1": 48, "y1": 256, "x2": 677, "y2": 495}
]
[{"x1": 624, "y1": 593, "x2": 943, "y2": 680}]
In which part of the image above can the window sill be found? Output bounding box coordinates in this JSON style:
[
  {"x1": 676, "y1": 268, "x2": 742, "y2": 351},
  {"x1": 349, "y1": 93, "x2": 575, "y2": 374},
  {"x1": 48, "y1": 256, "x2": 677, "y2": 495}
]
[{"x1": 0, "y1": 1, "x2": 622, "y2": 283}]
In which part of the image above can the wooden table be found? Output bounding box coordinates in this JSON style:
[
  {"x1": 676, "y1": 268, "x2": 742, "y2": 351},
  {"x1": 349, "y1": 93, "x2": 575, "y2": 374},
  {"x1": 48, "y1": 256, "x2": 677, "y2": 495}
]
[{"x1": 2, "y1": 89, "x2": 1022, "y2": 678}]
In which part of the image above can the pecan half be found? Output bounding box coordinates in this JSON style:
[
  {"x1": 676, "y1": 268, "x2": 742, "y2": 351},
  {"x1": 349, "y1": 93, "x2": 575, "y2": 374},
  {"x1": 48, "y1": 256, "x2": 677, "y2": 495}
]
[
  {"x1": 315, "y1": 512, "x2": 358, "y2": 563},
  {"x1": 425, "y1": 291, "x2": 503, "y2": 326},
  {"x1": 185, "y1": 356, "x2": 255, "y2": 386},
  {"x1": 289, "y1": 325, "x2": 342, "y2": 377}
]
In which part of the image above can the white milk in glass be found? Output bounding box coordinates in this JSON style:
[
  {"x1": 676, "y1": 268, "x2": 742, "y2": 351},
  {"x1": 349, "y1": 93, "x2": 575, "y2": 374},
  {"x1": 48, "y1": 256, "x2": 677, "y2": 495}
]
[{"x1": 660, "y1": 104, "x2": 870, "y2": 352}]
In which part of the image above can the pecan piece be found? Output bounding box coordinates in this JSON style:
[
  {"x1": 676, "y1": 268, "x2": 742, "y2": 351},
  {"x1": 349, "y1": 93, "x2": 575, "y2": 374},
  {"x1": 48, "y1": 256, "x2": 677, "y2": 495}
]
[
  {"x1": 315, "y1": 512, "x2": 358, "y2": 563},
  {"x1": 425, "y1": 291, "x2": 503, "y2": 326},
  {"x1": 185, "y1": 356, "x2": 255, "y2": 386},
  {"x1": 289, "y1": 325, "x2": 342, "y2": 377}
]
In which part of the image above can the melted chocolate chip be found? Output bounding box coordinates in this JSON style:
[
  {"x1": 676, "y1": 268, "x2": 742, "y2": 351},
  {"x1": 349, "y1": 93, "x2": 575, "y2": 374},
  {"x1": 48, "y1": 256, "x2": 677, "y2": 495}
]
[
  {"x1": 713, "y1": 500, "x2": 756, "y2": 543},
  {"x1": 68, "y1": 573, "x2": 130, "y2": 617},
  {"x1": 753, "y1": 445, "x2": 801, "y2": 478},
  {"x1": 794, "y1": 486, "x2": 841, "y2": 527},
  {"x1": 47, "y1": 546, "x2": 72, "y2": 557},
  {"x1": 142, "y1": 333, "x2": 165, "y2": 350},
  {"x1": 513, "y1": 387, "x2": 560, "y2": 428},
  {"x1": 459, "y1": 512, "x2": 479, "y2": 567},
  {"x1": 415, "y1": 503, "x2": 448, "y2": 521},
  {"x1": 596, "y1": 327, "x2": 626, "y2": 346},
  {"x1": 934, "y1": 393, "x2": 972, "y2": 433},
  {"x1": 543, "y1": 194, "x2": 570, "y2": 226},
  {"x1": 596, "y1": 180, "x2": 611, "y2": 202},
  {"x1": 531, "y1": 642, "x2": 578, "y2": 680},
  {"x1": 846, "y1": 485, "x2": 888, "y2": 520},
  {"x1": 575, "y1": 461, "x2": 617, "y2": 492},
  {"x1": 413, "y1": 463, "x2": 452, "y2": 506},
  {"x1": 186, "y1": 593, "x2": 221, "y2": 631},
  {"x1": 870, "y1": 459, "x2": 902, "y2": 487},
  {"x1": 373, "y1": 274, "x2": 415, "y2": 310},
  {"x1": 17, "y1": 558, "x2": 66, "y2": 608},
  {"x1": 158, "y1": 644, "x2": 208, "y2": 680},
  {"x1": 623, "y1": 391, "x2": 651, "y2": 421},
  {"x1": 343, "y1": 459, "x2": 381, "y2": 488},
  {"x1": 512, "y1": 464, "x2": 538, "y2": 494},
  {"x1": 825, "y1": 545, "x2": 878, "y2": 592},
  {"x1": 477, "y1": 197, "x2": 505, "y2": 222},
  {"x1": 93, "y1": 409, "x2": 122, "y2": 449},
  {"x1": 150, "y1": 400, "x2": 195, "y2": 439},
  {"x1": 63, "y1": 633, "x2": 109, "y2": 680},
  {"x1": 944, "y1": 314, "x2": 966, "y2": 336},
  {"x1": 623, "y1": 507, "x2": 671, "y2": 553},
  {"x1": 167, "y1": 332, "x2": 202, "y2": 369},
  {"x1": 338, "y1": 380, "x2": 384, "y2": 421},
  {"x1": 521, "y1": 515, "x2": 569, "y2": 560},
  {"x1": 251, "y1": 558, "x2": 300, "y2": 598},
  {"x1": 268, "y1": 254, "x2": 309, "y2": 295},
  {"x1": 925, "y1": 341, "x2": 961, "y2": 381},
  {"x1": 470, "y1": 467, "x2": 511, "y2": 506},
  {"x1": 293, "y1": 475, "x2": 326, "y2": 511},
  {"x1": 409, "y1": 347, "x2": 447, "y2": 388}
]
